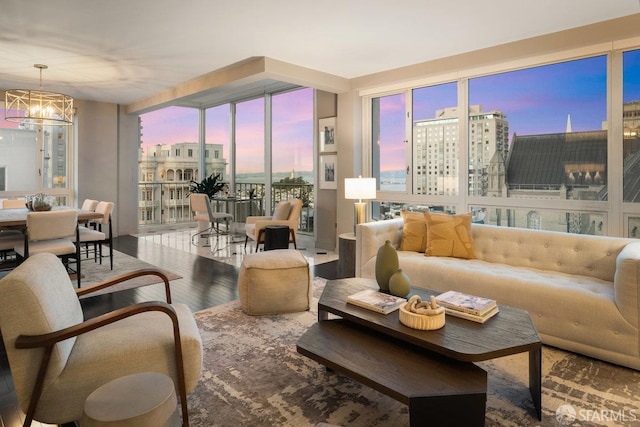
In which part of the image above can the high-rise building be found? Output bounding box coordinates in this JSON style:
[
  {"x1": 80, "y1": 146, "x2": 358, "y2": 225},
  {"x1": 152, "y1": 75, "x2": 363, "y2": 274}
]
[{"x1": 413, "y1": 105, "x2": 509, "y2": 196}]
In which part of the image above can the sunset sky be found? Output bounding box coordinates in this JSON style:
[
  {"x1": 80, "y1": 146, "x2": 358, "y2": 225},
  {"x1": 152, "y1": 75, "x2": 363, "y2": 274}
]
[
  {"x1": 139, "y1": 50, "x2": 640, "y2": 174},
  {"x1": 140, "y1": 88, "x2": 313, "y2": 175}
]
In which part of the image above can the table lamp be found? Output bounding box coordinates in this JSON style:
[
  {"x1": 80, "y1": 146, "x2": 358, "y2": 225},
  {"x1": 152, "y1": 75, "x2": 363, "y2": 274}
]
[{"x1": 345, "y1": 176, "x2": 377, "y2": 234}]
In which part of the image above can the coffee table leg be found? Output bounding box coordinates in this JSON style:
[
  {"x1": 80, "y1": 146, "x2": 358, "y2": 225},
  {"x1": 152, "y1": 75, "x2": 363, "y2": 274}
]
[
  {"x1": 318, "y1": 308, "x2": 328, "y2": 321},
  {"x1": 529, "y1": 347, "x2": 542, "y2": 420}
]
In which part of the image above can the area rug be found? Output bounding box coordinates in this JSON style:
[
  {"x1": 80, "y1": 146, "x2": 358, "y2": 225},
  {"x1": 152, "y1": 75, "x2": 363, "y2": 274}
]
[
  {"x1": 189, "y1": 278, "x2": 640, "y2": 427},
  {"x1": 75, "y1": 250, "x2": 182, "y2": 297}
]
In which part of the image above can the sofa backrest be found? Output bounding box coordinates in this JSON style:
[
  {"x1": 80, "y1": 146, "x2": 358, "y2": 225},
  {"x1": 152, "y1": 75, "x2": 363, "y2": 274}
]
[
  {"x1": 356, "y1": 218, "x2": 633, "y2": 283},
  {"x1": 472, "y1": 223, "x2": 631, "y2": 282}
]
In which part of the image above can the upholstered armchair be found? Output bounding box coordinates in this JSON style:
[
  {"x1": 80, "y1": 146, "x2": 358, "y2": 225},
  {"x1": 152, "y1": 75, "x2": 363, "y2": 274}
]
[
  {"x1": 244, "y1": 198, "x2": 302, "y2": 251},
  {"x1": 0, "y1": 253, "x2": 203, "y2": 427}
]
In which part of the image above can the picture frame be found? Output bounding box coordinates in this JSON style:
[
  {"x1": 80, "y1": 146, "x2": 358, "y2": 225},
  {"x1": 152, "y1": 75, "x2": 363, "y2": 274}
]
[
  {"x1": 319, "y1": 154, "x2": 337, "y2": 190},
  {"x1": 319, "y1": 117, "x2": 337, "y2": 153}
]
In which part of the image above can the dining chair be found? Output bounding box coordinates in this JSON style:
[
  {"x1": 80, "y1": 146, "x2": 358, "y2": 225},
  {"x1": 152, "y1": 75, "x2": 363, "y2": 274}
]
[
  {"x1": 0, "y1": 231, "x2": 23, "y2": 267},
  {"x1": 0, "y1": 198, "x2": 26, "y2": 250},
  {"x1": 76, "y1": 201, "x2": 114, "y2": 269},
  {"x1": 2, "y1": 199, "x2": 26, "y2": 209},
  {"x1": 14, "y1": 209, "x2": 82, "y2": 287},
  {"x1": 190, "y1": 194, "x2": 233, "y2": 246},
  {"x1": 81, "y1": 198, "x2": 99, "y2": 212}
]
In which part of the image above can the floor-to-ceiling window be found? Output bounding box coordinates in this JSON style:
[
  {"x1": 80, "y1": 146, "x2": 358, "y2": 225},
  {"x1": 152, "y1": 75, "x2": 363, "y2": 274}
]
[
  {"x1": 235, "y1": 97, "x2": 265, "y2": 198},
  {"x1": 371, "y1": 93, "x2": 406, "y2": 194},
  {"x1": 413, "y1": 83, "x2": 459, "y2": 198},
  {"x1": 272, "y1": 88, "x2": 314, "y2": 230},
  {"x1": 365, "y1": 46, "x2": 640, "y2": 238},
  {"x1": 205, "y1": 104, "x2": 231, "y2": 182},
  {"x1": 623, "y1": 49, "x2": 640, "y2": 237},
  {"x1": 139, "y1": 87, "x2": 315, "y2": 230},
  {"x1": 139, "y1": 106, "x2": 199, "y2": 224},
  {"x1": 468, "y1": 56, "x2": 607, "y2": 234},
  {"x1": 0, "y1": 106, "x2": 72, "y2": 206}
]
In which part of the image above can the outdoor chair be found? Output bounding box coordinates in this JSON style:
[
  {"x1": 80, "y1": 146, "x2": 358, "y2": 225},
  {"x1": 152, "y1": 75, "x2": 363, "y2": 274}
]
[
  {"x1": 190, "y1": 193, "x2": 233, "y2": 246},
  {"x1": 244, "y1": 198, "x2": 302, "y2": 252}
]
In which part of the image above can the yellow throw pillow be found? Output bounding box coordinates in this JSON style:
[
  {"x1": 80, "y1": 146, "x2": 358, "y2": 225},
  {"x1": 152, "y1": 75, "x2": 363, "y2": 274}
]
[
  {"x1": 424, "y1": 212, "x2": 475, "y2": 259},
  {"x1": 399, "y1": 210, "x2": 427, "y2": 252}
]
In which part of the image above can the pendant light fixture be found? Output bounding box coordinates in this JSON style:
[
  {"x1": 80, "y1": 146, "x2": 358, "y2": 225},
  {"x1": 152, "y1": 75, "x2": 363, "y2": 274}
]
[{"x1": 4, "y1": 64, "x2": 74, "y2": 126}]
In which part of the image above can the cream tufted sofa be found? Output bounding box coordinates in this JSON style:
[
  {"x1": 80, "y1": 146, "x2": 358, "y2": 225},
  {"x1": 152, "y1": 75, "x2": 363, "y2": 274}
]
[{"x1": 356, "y1": 218, "x2": 640, "y2": 371}]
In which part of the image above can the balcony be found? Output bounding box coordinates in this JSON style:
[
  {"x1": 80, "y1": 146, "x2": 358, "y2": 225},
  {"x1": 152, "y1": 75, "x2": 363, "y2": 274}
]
[{"x1": 138, "y1": 181, "x2": 314, "y2": 233}]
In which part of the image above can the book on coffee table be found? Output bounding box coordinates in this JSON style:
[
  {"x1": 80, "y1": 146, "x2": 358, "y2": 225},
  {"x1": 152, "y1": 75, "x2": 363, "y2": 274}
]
[
  {"x1": 346, "y1": 289, "x2": 407, "y2": 314},
  {"x1": 435, "y1": 290, "x2": 497, "y2": 316},
  {"x1": 443, "y1": 305, "x2": 500, "y2": 323}
]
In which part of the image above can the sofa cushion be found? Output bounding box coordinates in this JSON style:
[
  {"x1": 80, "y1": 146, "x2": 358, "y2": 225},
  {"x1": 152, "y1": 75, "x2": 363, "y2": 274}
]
[
  {"x1": 399, "y1": 210, "x2": 427, "y2": 252},
  {"x1": 424, "y1": 212, "x2": 475, "y2": 259}
]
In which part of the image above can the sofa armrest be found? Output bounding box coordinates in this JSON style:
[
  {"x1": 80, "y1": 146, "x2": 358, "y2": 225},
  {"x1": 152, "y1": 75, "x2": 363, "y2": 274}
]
[
  {"x1": 355, "y1": 218, "x2": 403, "y2": 277},
  {"x1": 614, "y1": 241, "x2": 640, "y2": 327}
]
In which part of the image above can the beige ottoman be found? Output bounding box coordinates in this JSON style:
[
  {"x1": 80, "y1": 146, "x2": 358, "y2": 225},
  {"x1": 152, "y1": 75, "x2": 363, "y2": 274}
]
[
  {"x1": 238, "y1": 249, "x2": 312, "y2": 315},
  {"x1": 81, "y1": 372, "x2": 180, "y2": 427}
]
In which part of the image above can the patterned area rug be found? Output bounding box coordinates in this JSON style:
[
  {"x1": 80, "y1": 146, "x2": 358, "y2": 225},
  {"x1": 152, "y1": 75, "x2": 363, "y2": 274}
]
[
  {"x1": 190, "y1": 278, "x2": 640, "y2": 427},
  {"x1": 75, "y1": 250, "x2": 181, "y2": 297}
]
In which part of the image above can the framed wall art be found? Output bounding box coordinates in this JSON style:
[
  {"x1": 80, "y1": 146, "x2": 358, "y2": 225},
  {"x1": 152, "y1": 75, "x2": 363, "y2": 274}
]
[
  {"x1": 319, "y1": 154, "x2": 337, "y2": 190},
  {"x1": 319, "y1": 117, "x2": 337, "y2": 153}
]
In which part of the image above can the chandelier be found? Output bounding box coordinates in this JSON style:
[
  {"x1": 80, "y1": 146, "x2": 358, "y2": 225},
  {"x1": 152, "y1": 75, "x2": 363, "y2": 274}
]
[{"x1": 4, "y1": 64, "x2": 74, "y2": 126}]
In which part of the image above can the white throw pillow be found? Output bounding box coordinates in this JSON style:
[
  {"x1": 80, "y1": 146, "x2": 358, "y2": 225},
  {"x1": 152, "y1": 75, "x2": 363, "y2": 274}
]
[{"x1": 272, "y1": 201, "x2": 292, "y2": 220}]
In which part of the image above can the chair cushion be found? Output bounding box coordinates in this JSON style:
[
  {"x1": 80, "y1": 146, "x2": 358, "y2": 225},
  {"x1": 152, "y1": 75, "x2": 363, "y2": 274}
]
[
  {"x1": 14, "y1": 238, "x2": 77, "y2": 257},
  {"x1": 77, "y1": 227, "x2": 106, "y2": 243},
  {"x1": 0, "y1": 234, "x2": 23, "y2": 251},
  {"x1": 272, "y1": 201, "x2": 292, "y2": 220}
]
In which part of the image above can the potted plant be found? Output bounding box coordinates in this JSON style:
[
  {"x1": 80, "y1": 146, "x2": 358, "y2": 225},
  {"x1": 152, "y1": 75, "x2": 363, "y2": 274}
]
[{"x1": 188, "y1": 173, "x2": 225, "y2": 198}]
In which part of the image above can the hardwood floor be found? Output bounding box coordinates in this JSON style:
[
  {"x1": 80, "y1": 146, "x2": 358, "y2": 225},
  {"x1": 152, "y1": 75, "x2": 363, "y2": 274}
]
[{"x1": 0, "y1": 234, "x2": 339, "y2": 427}]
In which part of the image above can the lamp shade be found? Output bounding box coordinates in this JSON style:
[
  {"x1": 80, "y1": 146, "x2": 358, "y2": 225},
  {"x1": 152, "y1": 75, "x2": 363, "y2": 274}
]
[{"x1": 345, "y1": 177, "x2": 376, "y2": 200}]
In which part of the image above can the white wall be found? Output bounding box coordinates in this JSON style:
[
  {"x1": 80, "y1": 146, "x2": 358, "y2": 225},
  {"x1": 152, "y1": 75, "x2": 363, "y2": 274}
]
[{"x1": 75, "y1": 99, "x2": 139, "y2": 236}]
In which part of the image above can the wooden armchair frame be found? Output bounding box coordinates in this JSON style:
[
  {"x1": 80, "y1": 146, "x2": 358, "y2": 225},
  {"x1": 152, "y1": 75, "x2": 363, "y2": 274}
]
[{"x1": 14, "y1": 270, "x2": 190, "y2": 427}]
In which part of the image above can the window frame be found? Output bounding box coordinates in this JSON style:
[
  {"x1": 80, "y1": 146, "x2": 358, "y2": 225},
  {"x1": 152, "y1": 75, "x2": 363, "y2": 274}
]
[{"x1": 361, "y1": 44, "x2": 640, "y2": 237}]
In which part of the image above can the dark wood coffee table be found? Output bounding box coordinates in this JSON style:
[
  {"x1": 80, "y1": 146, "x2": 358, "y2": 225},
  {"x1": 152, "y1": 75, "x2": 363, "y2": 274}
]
[{"x1": 297, "y1": 277, "x2": 542, "y2": 424}]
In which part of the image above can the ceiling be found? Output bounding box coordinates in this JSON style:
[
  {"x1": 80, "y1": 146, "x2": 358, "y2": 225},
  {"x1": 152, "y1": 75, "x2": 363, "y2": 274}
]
[{"x1": 1, "y1": 0, "x2": 639, "y2": 108}]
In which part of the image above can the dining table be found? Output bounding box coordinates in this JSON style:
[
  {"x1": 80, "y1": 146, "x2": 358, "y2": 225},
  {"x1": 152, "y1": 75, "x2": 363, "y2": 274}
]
[{"x1": 0, "y1": 207, "x2": 103, "y2": 229}]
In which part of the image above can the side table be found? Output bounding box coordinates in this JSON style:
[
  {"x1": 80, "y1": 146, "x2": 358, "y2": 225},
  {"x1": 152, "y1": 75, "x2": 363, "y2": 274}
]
[
  {"x1": 82, "y1": 372, "x2": 180, "y2": 426},
  {"x1": 338, "y1": 232, "x2": 356, "y2": 278},
  {"x1": 264, "y1": 225, "x2": 290, "y2": 250}
]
